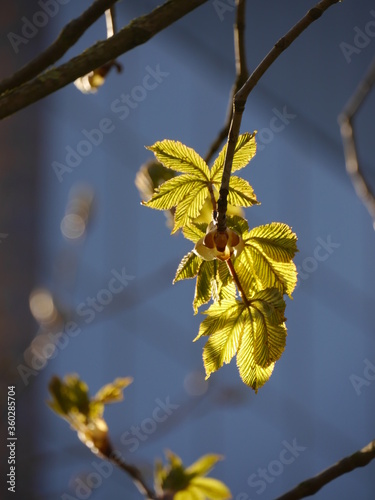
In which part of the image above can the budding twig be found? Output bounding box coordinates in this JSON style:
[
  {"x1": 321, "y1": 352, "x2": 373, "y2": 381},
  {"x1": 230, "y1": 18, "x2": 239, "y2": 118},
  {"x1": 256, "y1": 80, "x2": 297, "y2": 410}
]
[
  {"x1": 338, "y1": 56, "x2": 375, "y2": 229},
  {"x1": 205, "y1": 0, "x2": 249, "y2": 165},
  {"x1": 216, "y1": 0, "x2": 341, "y2": 233}
]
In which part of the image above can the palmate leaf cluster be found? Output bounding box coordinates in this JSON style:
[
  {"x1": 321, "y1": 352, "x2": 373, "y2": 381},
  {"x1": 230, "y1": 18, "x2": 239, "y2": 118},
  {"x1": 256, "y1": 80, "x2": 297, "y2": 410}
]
[
  {"x1": 155, "y1": 450, "x2": 231, "y2": 500},
  {"x1": 143, "y1": 133, "x2": 298, "y2": 391},
  {"x1": 47, "y1": 374, "x2": 133, "y2": 455}
]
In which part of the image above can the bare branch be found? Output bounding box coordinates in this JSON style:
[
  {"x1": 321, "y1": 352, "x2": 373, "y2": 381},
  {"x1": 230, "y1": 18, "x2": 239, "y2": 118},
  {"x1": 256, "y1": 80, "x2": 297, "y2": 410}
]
[
  {"x1": 0, "y1": 0, "x2": 209, "y2": 120},
  {"x1": 275, "y1": 439, "x2": 375, "y2": 500},
  {"x1": 338, "y1": 56, "x2": 375, "y2": 229},
  {"x1": 216, "y1": 0, "x2": 341, "y2": 233},
  {"x1": 108, "y1": 450, "x2": 158, "y2": 499},
  {"x1": 0, "y1": 0, "x2": 119, "y2": 96},
  {"x1": 204, "y1": 0, "x2": 249, "y2": 165},
  {"x1": 105, "y1": 6, "x2": 117, "y2": 38}
]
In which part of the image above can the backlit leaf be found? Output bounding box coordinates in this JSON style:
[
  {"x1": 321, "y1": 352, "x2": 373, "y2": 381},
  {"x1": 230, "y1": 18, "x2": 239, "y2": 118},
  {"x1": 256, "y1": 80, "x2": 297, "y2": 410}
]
[
  {"x1": 196, "y1": 290, "x2": 287, "y2": 391},
  {"x1": 155, "y1": 451, "x2": 231, "y2": 500},
  {"x1": 235, "y1": 223, "x2": 298, "y2": 297},
  {"x1": 226, "y1": 215, "x2": 249, "y2": 237},
  {"x1": 147, "y1": 140, "x2": 210, "y2": 179},
  {"x1": 210, "y1": 132, "x2": 257, "y2": 182},
  {"x1": 186, "y1": 454, "x2": 223, "y2": 477},
  {"x1": 182, "y1": 222, "x2": 207, "y2": 243},
  {"x1": 47, "y1": 374, "x2": 90, "y2": 418},
  {"x1": 174, "y1": 252, "x2": 202, "y2": 283},
  {"x1": 190, "y1": 477, "x2": 232, "y2": 500},
  {"x1": 193, "y1": 261, "x2": 213, "y2": 313},
  {"x1": 226, "y1": 176, "x2": 259, "y2": 207},
  {"x1": 202, "y1": 303, "x2": 245, "y2": 378},
  {"x1": 143, "y1": 176, "x2": 203, "y2": 211},
  {"x1": 94, "y1": 377, "x2": 133, "y2": 405},
  {"x1": 173, "y1": 183, "x2": 209, "y2": 233}
]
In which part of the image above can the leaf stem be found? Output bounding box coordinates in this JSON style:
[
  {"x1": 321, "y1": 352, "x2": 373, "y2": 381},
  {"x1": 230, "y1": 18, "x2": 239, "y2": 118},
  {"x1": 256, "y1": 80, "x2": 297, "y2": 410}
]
[
  {"x1": 207, "y1": 182, "x2": 217, "y2": 218},
  {"x1": 226, "y1": 258, "x2": 249, "y2": 307}
]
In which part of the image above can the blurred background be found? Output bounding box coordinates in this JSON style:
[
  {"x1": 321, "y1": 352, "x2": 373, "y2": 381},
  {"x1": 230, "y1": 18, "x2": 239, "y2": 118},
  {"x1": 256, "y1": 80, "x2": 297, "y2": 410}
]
[{"x1": 1, "y1": 0, "x2": 374, "y2": 499}]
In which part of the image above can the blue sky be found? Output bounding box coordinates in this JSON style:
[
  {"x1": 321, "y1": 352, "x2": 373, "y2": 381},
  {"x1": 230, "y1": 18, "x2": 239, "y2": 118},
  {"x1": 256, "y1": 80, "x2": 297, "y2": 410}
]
[{"x1": 7, "y1": 1, "x2": 375, "y2": 499}]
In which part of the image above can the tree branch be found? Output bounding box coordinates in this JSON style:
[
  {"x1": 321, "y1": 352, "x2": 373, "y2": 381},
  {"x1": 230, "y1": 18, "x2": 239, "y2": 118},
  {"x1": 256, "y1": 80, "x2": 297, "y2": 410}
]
[
  {"x1": 0, "y1": 0, "x2": 119, "y2": 96},
  {"x1": 204, "y1": 0, "x2": 249, "y2": 165},
  {"x1": 106, "y1": 448, "x2": 158, "y2": 499},
  {"x1": 338, "y1": 56, "x2": 375, "y2": 229},
  {"x1": 0, "y1": 0, "x2": 209, "y2": 120},
  {"x1": 275, "y1": 439, "x2": 375, "y2": 500},
  {"x1": 216, "y1": 0, "x2": 341, "y2": 233}
]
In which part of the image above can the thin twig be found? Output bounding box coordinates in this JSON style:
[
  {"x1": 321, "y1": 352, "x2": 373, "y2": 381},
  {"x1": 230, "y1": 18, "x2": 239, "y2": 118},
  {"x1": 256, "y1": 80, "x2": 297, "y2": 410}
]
[
  {"x1": 338, "y1": 56, "x2": 375, "y2": 229},
  {"x1": 204, "y1": 0, "x2": 249, "y2": 165},
  {"x1": 0, "y1": 0, "x2": 119, "y2": 95},
  {"x1": 108, "y1": 449, "x2": 158, "y2": 499},
  {"x1": 0, "y1": 0, "x2": 209, "y2": 120},
  {"x1": 216, "y1": 0, "x2": 341, "y2": 233},
  {"x1": 105, "y1": 6, "x2": 117, "y2": 38},
  {"x1": 226, "y1": 258, "x2": 249, "y2": 307},
  {"x1": 275, "y1": 439, "x2": 375, "y2": 500}
]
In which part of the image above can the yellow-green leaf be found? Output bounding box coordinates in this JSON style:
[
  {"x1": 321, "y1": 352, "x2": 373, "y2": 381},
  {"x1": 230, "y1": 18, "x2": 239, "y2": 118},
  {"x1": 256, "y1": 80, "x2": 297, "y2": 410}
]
[
  {"x1": 226, "y1": 215, "x2": 249, "y2": 237},
  {"x1": 175, "y1": 490, "x2": 202, "y2": 500},
  {"x1": 210, "y1": 132, "x2": 257, "y2": 182},
  {"x1": 185, "y1": 454, "x2": 223, "y2": 477},
  {"x1": 165, "y1": 449, "x2": 184, "y2": 468},
  {"x1": 147, "y1": 140, "x2": 210, "y2": 179},
  {"x1": 235, "y1": 223, "x2": 298, "y2": 297},
  {"x1": 196, "y1": 291, "x2": 287, "y2": 390},
  {"x1": 144, "y1": 176, "x2": 205, "y2": 211},
  {"x1": 93, "y1": 377, "x2": 133, "y2": 405},
  {"x1": 226, "y1": 176, "x2": 259, "y2": 207},
  {"x1": 193, "y1": 261, "x2": 214, "y2": 314},
  {"x1": 47, "y1": 374, "x2": 90, "y2": 418},
  {"x1": 174, "y1": 252, "x2": 202, "y2": 283},
  {"x1": 202, "y1": 304, "x2": 245, "y2": 378},
  {"x1": 249, "y1": 288, "x2": 286, "y2": 367},
  {"x1": 236, "y1": 319, "x2": 275, "y2": 392},
  {"x1": 195, "y1": 299, "x2": 240, "y2": 340},
  {"x1": 190, "y1": 477, "x2": 232, "y2": 500},
  {"x1": 173, "y1": 183, "x2": 209, "y2": 233},
  {"x1": 182, "y1": 222, "x2": 207, "y2": 243},
  {"x1": 249, "y1": 222, "x2": 298, "y2": 260}
]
